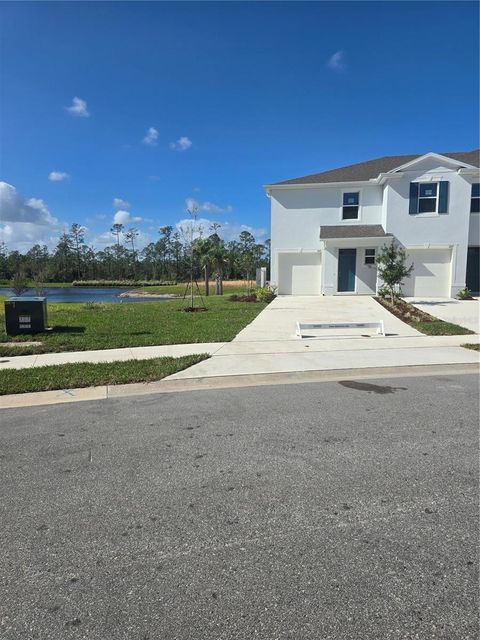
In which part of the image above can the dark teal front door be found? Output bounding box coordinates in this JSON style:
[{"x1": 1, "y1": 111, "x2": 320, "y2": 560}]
[
  {"x1": 466, "y1": 247, "x2": 479, "y2": 294},
  {"x1": 338, "y1": 249, "x2": 356, "y2": 292}
]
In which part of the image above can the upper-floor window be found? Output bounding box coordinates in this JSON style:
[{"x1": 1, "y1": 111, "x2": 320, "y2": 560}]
[
  {"x1": 409, "y1": 181, "x2": 449, "y2": 215},
  {"x1": 342, "y1": 192, "x2": 359, "y2": 220},
  {"x1": 471, "y1": 184, "x2": 480, "y2": 213},
  {"x1": 418, "y1": 183, "x2": 437, "y2": 212}
]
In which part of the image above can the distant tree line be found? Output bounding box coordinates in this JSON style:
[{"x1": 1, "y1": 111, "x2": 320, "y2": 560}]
[{"x1": 0, "y1": 222, "x2": 270, "y2": 286}]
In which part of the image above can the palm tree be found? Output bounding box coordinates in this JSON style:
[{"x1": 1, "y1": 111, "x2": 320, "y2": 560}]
[
  {"x1": 208, "y1": 241, "x2": 228, "y2": 295},
  {"x1": 194, "y1": 238, "x2": 214, "y2": 296}
]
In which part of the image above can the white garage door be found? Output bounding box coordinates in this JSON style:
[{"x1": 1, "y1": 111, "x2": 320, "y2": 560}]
[
  {"x1": 278, "y1": 253, "x2": 321, "y2": 295},
  {"x1": 402, "y1": 249, "x2": 451, "y2": 297}
]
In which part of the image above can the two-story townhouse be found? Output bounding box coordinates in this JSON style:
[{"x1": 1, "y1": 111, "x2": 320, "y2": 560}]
[{"x1": 266, "y1": 150, "x2": 480, "y2": 297}]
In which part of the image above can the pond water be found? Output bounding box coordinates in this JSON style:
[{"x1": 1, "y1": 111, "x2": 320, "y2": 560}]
[{"x1": 0, "y1": 287, "x2": 171, "y2": 303}]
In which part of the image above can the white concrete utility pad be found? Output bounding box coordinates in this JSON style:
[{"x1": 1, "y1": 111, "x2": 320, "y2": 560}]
[
  {"x1": 234, "y1": 295, "x2": 421, "y2": 342},
  {"x1": 405, "y1": 297, "x2": 480, "y2": 334}
]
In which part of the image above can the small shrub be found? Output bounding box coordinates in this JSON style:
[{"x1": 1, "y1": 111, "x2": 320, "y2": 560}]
[
  {"x1": 10, "y1": 271, "x2": 28, "y2": 296},
  {"x1": 255, "y1": 284, "x2": 277, "y2": 303},
  {"x1": 456, "y1": 288, "x2": 474, "y2": 300},
  {"x1": 81, "y1": 301, "x2": 106, "y2": 311}
]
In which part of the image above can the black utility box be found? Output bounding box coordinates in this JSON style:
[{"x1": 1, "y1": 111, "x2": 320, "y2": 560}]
[{"x1": 4, "y1": 297, "x2": 48, "y2": 335}]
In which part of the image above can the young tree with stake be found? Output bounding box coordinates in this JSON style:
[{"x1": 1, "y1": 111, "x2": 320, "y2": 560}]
[{"x1": 376, "y1": 241, "x2": 414, "y2": 304}]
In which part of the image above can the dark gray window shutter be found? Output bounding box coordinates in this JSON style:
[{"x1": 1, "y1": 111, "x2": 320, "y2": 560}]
[
  {"x1": 438, "y1": 181, "x2": 449, "y2": 213},
  {"x1": 409, "y1": 182, "x2": 419, "y2": 214}
]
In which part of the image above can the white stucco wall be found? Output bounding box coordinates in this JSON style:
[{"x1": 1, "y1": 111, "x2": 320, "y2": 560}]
[
  {"x1": 270, "y1": 184, "x2": 383, "y2": 285},
  {"x1": 269, "y1": 156, "x2": 479, "y2": 297},
  {"x1": 383, "y1": 158, "x2": 474, "y2": 295}
]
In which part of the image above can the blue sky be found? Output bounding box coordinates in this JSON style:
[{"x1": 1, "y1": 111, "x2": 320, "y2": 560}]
[{"x1": 1, "y1": 1, "x2": 478, "y2": 251}]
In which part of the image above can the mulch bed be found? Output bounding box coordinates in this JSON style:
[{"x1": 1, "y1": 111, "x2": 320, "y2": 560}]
[
  {"x1": 228, "y1": 294, "x2": 258, "y2": 303},
  {"x1": 375, "y1": 297, "x2": 436, "y2": 323}
]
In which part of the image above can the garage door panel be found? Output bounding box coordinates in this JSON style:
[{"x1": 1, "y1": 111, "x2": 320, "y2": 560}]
[
  {"x1": 278, "y1": 253, "x2": 321, "y2": 295},
  {"x1": 402, "y1": 249, "x2": 451, "y2": 297}
]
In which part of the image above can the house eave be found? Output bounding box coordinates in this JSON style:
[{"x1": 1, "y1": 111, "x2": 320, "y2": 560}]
[
  {"x1": 264, "y1": 179, "x2": 376, "y2": 194},
  {"x1": 457, "y1": 167, "x2": 480, "y2": 177}
]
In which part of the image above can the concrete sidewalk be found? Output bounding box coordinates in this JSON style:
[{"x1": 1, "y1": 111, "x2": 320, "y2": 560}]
[
  {"x1": 1, "y1": 295, "x2": 478, "y2": 382},
  {"x1": 405, "y1": 297, "x2": 479, "y2": 334},
  {"x1": 2, "y1": 334, "x2": 479, "y2": 374},
  {"x1": 0, "y1": 343, "x2": 224, "y2": 370},
  {"x1": 166, "y1": 334, "x2": 480, "y2": 379}
]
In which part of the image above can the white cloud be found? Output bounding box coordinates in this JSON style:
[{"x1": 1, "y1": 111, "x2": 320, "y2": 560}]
[
  {"x1": 175, "y1": 217, "x2": 209, "y2": 242},
  {"x1": 185, "y1": 197, "x2": 232, "y2": 214},
  {"x1": 88, "y1": 231, "x2": 114, "y2": 246},
  {"x1": 112, "y1": 197, "x2": 130, "y2": 209},
  {"x1": 113, "y1": 210, "x2": 142, "y2": 225},
  {"x1": 327, "y1": 50, "x2": 346, "y2": 71},
  {"x1": 175, "y1": 217, "x2": 267, "y2": 243},
  {"x1": 0, "y1": 182, "x2": 62, "y2": 250},
  {"x1": 65, "y1": 96, "x2": 90, "y2": 117},
  {"x1": 48, "y1": 171, "x2": 69, "y2": 182},
  {"x1": 0, "y1": 182, "x2": 58, "y2": 226},
  {"x1": 0, "y1": 222, "x2": 61, "y2": 252},
  {"x1": 143, "y1": 127, "x2": 159, "y2": 146},
  {"x1": 113, "y1": 210, "x2": 130, "y2": 225},
  {"x1": 169, "y1": 136, "x2": 192, "y2": 151}
]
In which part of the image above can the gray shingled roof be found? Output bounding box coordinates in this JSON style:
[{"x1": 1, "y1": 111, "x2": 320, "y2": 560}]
[
  {"x1": 273, "y1": 150, "x2": 480, "y2": 186},
  {"x1": 320, "y1": 225, "x2": 391, "y2": 240}
]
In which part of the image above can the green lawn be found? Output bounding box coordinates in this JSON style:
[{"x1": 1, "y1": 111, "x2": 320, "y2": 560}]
[
  {"x1": 129, "y1": 282, "x2": 250, "y2": 296},
  {"x1": 0, "y1": 354, "x2": 208, "y2": 395},
  {"x1": 0, "y1": 281, "x2": 73, "y2": 288},
  {"x1": 412, "y1": 320, "x2": 473, "y2": 336},
  {"x1": 0, "y1": 281, "x2": 253, "y2": 293},
  {"x1": 462, "y1": 343, "x2": 480, "y2": 351},
  {"x1": 0, "y1": 296, "x2": 267, "y2": 356}
]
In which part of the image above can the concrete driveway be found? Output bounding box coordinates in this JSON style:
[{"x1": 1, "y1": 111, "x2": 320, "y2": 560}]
[
  {"x1": 234, "y1": 295, "x2": 421, "y2": 341},
  {"x1": 405, "y1": 297, "x2": 480, "y2": 334},
  {"x1": 165, "y1": 295, "x2": 478, "y2": 381}
]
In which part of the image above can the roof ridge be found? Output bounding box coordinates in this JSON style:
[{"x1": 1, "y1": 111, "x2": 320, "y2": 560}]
[{"x1": 271, "y1": 150, "x2": 480, "y2": 186}]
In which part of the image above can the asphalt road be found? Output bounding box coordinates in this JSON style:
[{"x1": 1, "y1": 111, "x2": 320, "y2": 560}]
[{"x1": 0, "y1": 373, "x2": 478, "y2": 640}]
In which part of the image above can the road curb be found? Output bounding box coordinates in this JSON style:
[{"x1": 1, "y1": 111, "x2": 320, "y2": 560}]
[{"x1": 1, "y1": 362, "x2": 478, "y2": 409}]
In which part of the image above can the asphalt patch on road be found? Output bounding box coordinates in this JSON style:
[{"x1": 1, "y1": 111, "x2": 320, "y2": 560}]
[{"x1": 338, "y1": 380, "x2": 407, "y2": 394}]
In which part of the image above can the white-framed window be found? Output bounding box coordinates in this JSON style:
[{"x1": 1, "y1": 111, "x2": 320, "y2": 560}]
[
  {"x1": 342, "y1": 192, "x2": 359, "y2": 220},
  {"x1": 471, "y1": 184, "x2": 480, "y2": 213},
  {"x1": 364, "y1": 248, "x2": 376, "y2": 265},
  {"x1": 409, "y1": 181, "x2": 449, "y2": 215}
]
